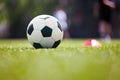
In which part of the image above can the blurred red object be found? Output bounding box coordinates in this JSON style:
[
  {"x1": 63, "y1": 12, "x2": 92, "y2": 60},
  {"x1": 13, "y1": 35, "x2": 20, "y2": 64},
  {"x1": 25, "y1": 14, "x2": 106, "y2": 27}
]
[{"x1": 83, "y1": 39, "x2": 102, "y2": 47}]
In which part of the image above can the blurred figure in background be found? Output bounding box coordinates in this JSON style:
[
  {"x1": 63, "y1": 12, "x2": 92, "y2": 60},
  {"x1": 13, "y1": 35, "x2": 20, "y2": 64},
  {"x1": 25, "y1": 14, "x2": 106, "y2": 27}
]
[
  {"x1": 53, "y1": 5, "x2": 70, "y2": 38},
  {"x1": 94, "y1": 0, "x2": 116, "y2": 42}
]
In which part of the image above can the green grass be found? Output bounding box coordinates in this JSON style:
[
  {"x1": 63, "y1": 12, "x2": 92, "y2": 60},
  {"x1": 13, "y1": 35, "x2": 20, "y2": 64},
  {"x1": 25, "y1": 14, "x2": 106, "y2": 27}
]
[{"x1": 0, "y1": 39, "x2": 120, "y2": 80}]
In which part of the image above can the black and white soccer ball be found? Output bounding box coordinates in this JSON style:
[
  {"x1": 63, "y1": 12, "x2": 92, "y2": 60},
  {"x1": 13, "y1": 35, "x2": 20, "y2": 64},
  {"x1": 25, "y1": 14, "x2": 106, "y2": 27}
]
[{"x1": 26, "y1": 15, "x2": 63, "y2": 49}]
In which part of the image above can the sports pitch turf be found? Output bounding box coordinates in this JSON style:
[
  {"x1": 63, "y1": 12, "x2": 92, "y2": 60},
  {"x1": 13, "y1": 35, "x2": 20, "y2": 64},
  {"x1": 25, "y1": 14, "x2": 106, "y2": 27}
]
[{"x1": 0, "y1": 39, "x2": 120, "y2": 80}]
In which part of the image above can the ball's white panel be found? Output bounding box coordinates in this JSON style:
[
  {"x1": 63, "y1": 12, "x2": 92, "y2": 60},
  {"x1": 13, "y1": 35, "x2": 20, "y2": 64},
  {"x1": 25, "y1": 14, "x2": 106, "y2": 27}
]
[
  {"x1": 52, "y1": 28, "x2": 63, "y2": 41},
  {"x1": 27, "y1": 30, "x2": 42, "y2": 43},
  {"x1": 46, "y1": 17, "x2": 58, "y2": 29},
  {"x1": 27, "y1": 34, "x2": 33, "y2": 44},
  {"x1": 40, "y1": 37, "x2": 55, "y2": 48},
  {"x1": 33, "y1": 19, "x2": 46, "y2": 30}
]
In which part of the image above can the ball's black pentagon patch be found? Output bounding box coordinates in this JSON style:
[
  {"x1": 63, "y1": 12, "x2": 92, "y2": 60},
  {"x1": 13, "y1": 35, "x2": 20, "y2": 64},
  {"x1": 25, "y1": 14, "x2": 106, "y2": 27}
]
[
  {"x1": 41, "y1": 26, "x2": 52, "y2": 37},
  {"x1": 52, "y1": 40, "x2": 61, "y2": 48},
  {"x1": 57, "y1": 22, "x2": 62, "y2": 32},
  {"x1": 33, "y1": 43, "x2": 43, "y2": 49},
  {"x1": 27, "y1": 24, "x2": 34, "y2": 35}
]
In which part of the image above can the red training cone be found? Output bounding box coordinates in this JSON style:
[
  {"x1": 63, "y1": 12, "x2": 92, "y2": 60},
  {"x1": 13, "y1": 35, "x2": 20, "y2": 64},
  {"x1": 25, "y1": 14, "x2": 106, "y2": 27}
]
[{"x1": 83, "y1": 39, "x2": 102, "y2": 47}]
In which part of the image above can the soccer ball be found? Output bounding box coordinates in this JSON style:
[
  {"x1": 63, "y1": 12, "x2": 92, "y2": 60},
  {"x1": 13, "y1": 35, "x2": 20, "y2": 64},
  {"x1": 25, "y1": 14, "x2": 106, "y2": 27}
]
[{"x1": 26, "y1": 15, "x2": 63, "y2": 49}]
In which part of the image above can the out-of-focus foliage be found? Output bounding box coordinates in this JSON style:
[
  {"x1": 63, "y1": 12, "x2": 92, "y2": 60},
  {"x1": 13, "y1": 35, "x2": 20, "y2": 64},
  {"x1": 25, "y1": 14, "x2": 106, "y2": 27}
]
[
  {"x1": 1, "y1": 0, "x2": 58, "y2": 20},
  {"x1": 31, "y1": 0, "x2": 58, "y2": 16},
  {"x1": 0, "y1": 0, "x2": 120, "y2": 38},
  {"x1": 4, "y1": 0, "x2": 58, "y2": 19},
  {"x1": 0, "y1": 1, "x2": 7, "y2": 23},
  {"x1": 0, "y1": 0, "x2": 58, "y2": 38}
]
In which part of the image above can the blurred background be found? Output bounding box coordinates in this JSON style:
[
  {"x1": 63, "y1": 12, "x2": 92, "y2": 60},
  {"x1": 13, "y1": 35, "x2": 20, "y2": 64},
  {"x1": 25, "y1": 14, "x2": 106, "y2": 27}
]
[{"x1": 0, "y1": 0, "x2": 120, "y2": 38}]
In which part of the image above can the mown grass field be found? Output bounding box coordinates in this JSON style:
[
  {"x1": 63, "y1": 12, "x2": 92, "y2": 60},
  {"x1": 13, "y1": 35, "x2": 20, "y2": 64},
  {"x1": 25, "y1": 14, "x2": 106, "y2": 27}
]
[{"x1": 0, "y1": 39, "x2": 120, "y2": 80}]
